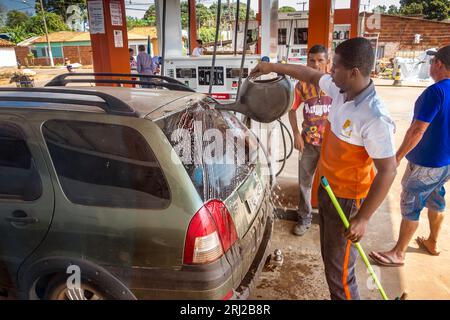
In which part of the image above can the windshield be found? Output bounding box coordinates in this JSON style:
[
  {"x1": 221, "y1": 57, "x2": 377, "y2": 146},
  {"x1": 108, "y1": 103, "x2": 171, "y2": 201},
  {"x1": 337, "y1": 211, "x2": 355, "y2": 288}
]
[{"x1": 156, "y1": 97, "x2": 266, "y2": 201}]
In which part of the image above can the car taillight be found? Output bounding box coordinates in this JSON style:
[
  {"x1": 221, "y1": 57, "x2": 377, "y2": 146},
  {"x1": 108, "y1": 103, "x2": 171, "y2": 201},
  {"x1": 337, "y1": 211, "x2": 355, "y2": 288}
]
[
  {"x1": 222, "y1": 290, "x2": 234, "y2": 300},
  {"x1": 205, "y1": 200, "x2": 238, "y2": 252},
  {"x1": 184, "y1": 200, "x2": 238, "y2": 265}
]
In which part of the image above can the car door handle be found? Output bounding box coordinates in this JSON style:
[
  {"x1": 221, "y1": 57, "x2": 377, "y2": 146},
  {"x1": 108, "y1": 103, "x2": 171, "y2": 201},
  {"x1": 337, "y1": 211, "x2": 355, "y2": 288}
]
[
  {"x1": 5, "y1": 211, "x2": 39, "y2": 225},
  {"x1": 5, "y1": 216, "x2": 39, "y2": 224}
]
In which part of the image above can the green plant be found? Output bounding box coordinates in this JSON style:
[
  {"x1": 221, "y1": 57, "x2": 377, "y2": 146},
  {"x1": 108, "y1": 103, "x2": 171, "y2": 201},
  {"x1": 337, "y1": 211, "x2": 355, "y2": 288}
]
[
  {"x1": 0, "y1": 10, "x2": 69, "y2": 44},
  {"x1": 0, "y1": 25, "x2": 32, "y2": 44},
  {"x1": 198, "y1": 27, "x2": 217, "y2": 43},
  {"x1": 25, "y1": 12, "x2": 69, "y2": 35},
  {"x1": 279, "y1": 6, "x2": 296, "y2": 13},
  {"x1": 399, "y1": 0, "x2": 450, "y2": 20},
  {"x1": 6, "y1": 10, "x2": 29, "y2": 27},
  {"x1": 126, "y1": 16, "x2": 153, "y2": 28},
  {"x1": 35, "y1": 0, "x2": 87, "y2": 22}
]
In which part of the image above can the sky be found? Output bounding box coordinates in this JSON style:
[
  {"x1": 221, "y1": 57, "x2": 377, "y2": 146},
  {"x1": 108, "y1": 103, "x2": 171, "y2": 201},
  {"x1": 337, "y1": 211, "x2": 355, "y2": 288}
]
[{"x1": 1, "y1": 0, "x2": 36, "y2": 15}]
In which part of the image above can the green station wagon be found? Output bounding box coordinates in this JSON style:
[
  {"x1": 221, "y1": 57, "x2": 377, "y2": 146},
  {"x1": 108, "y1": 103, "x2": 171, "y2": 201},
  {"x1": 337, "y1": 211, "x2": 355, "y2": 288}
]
[{"x1": 0, "y1": 74, "x2": 274, "y2": 300}]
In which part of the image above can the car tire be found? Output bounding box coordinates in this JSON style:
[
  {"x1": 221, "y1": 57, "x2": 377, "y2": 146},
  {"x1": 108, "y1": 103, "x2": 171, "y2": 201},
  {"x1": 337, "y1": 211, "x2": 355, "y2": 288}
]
[{"x1": 44, "y1": 274, "x2": 113, "y2": 300}]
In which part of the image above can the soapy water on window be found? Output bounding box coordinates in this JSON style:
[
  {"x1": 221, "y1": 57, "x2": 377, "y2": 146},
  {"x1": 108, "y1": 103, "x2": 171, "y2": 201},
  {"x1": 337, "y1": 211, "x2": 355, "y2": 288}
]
[{"x1": 157, "y1": 98, "x2": 280, "y2": 202}]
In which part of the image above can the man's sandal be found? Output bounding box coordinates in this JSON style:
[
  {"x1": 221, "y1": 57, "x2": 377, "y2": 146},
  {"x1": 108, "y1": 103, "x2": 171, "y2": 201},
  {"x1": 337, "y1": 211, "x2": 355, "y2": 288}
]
[
  {"x1": 369, "y1": 251, "x2": 405, "y2": 267},
  {"x1": 416, "y1": 236, "x2": 440, "y2": 256}
]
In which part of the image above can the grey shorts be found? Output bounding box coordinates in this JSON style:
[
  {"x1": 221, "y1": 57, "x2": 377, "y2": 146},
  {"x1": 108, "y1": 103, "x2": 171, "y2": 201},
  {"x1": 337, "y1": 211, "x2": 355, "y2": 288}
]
[{"x1": 401, "y1": 162, "x2": 450, "y2": 221}]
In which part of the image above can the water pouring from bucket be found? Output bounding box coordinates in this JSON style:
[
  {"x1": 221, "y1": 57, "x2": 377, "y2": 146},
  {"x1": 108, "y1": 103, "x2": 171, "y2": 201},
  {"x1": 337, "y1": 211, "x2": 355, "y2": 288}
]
[{"x1": 214, "y1": 75, "x2": 294, "y2": 123}]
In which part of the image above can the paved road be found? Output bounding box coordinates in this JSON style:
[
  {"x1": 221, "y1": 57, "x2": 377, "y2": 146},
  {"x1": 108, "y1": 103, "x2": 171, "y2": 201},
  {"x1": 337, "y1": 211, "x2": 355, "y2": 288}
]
[{"x1": 0, "y1": 68, "x2": 94, "y2": 88}]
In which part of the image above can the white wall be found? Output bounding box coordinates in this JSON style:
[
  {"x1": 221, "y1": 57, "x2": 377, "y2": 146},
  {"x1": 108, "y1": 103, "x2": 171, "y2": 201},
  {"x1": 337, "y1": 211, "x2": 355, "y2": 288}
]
[
  {"x1": 0, "y1": 48, "x2": 17, "y2": 67},
  {"x1": 277, "y1": 18, "x2": 308, "y2": 61},
  {"x1": 233, "y1": 15, "x2": 309, "y2": 61}
]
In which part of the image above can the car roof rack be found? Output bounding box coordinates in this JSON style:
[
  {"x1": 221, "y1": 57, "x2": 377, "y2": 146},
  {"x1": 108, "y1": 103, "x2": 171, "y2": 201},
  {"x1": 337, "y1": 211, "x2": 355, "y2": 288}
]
[
  {"x1": 47, "y1": 78, "x2": 195, "y2": 92},
  {"x1": 45, "y1": 73, "x2": 196, "y2": 92},
  {"x1": 0, "y1": 87, "x2": 138, "y2": 117}
]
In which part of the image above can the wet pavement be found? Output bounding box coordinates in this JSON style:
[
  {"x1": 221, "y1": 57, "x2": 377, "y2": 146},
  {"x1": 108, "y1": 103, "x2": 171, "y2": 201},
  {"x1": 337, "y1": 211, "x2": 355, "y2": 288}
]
[
  {"x1": 250, "y1": 84, "x2": 450, "y2": 300},
  {"x1": 251, "y1": 219, "x2": 329, "y2": 300}
]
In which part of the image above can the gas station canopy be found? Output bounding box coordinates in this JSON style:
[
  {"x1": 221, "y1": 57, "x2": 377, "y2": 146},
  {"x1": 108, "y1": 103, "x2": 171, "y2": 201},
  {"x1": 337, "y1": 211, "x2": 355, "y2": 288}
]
[{"x1": 86, "y1": 0, "x2": 360, "y2": 74}]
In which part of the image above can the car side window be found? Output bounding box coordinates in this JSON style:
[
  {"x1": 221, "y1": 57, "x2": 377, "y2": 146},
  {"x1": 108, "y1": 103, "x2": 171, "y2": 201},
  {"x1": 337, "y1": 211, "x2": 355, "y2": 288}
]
[
  {"x1": 42, "y1": 120, "x2": 170, "y2": 209},
  {"x1": 0, "y1": 123, "x2": 42, "y2": 201}
]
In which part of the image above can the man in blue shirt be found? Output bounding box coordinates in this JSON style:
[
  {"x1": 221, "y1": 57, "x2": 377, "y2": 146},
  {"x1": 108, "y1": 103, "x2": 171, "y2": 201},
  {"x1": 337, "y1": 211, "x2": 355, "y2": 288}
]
[{"x1": 370, "y1": 45, "x2": 450, "y2": 266}]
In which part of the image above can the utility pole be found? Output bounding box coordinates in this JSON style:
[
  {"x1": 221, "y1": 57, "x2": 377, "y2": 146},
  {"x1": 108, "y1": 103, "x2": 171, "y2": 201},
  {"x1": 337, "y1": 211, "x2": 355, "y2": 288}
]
[
  {"x1": 39, "y1": 0, "x2": 54, "y2": 67},
  {"x1": 228, "y1": 0, "x2": 232, "y2": 42},
  {"x1": 298, "y1": 1, "x2": 307, "y2": 11}
]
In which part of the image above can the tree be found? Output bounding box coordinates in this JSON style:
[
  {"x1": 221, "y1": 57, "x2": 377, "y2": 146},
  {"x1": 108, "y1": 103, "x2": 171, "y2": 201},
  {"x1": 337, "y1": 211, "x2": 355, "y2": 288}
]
[
  {"x1": 423, "y1": 0, "x2": 450, "y2": 21},
  {"x1": 0, "y1": 4, "x2": 8, "y2": 27},
  {"x1": 25, "y1": 12, "x2": 69, "y2": 35},
  {"x1": 279, "y1": 6, "x2": 296, "y2": 13},
  {"x1": 195, "y1": 3, "x2": 214, "y2": 28},
  {"x1": 126, "y1": 17, "x2": 152, "y2": 29},
  {"x1": 209, "y1": 2, "x2": 256, "y2": 23},
  {"x1": 143, "y1": 5, "x2": 157, "y2": 26},
  {"x1": 143, "y1": 2, "x2": 221, "y2": 29},
  {"x1": 399, "y1": 0, "x2": 449, "y2": 20},
  {"x1": 0, "y1": 5, "x2": 69, "y2": 44},
  {"x1": 143, "y1": 1, "x2": 255, "y2": 33},
  {"x1": 373, "y1": 5, "x2": 387, "y2": 13},
  {"x1": 37, "y1": 0, "x2": 87, "y2": 22},
  {"x1": 1, "y1": 10, "x2": 31, "y2": 44},
  {"x1": 180, "y1": 2, "x2": 189, "y2": 29},
  {"x1": 388, "y1": 5, "x2": 400, "y2": 14},
  {"x1": 0, "y1": 25, "x2": 30, "y2": 44},
  {"x1": 179, "y1": 2, "x2": 216, "y2": 29},
  {"x1": 6, "y1": 10, "x2": 29, "y2": 28},
  {"x1": 400, "y1": 2, "x2": 424, "y2": 15},
  {"x1": 198, "y1": 26, "x2": 217, "y2": 43}
]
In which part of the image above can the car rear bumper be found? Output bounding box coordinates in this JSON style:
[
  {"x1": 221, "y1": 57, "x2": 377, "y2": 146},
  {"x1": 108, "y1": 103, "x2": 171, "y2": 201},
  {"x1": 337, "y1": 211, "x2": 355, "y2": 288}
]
[
  {"x1": 105, "y1": 197, "x2": 274, "y2": 300},
  {"x1": 120, "y1": 208, "x2": 273, "y2": 300}
]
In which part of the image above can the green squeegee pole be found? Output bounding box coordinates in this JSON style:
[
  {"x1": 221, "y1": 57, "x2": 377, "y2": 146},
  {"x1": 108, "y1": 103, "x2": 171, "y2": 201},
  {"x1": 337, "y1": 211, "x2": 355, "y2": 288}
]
[{"x1": 320, "y1": 176, "x2": 389, "y2": 301}]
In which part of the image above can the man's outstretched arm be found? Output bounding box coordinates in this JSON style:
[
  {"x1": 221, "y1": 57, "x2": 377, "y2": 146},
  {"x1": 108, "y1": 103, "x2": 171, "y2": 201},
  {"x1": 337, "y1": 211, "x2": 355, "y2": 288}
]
[{"x1": 250, "y1": 62, "x2": 324, "y2": 86}]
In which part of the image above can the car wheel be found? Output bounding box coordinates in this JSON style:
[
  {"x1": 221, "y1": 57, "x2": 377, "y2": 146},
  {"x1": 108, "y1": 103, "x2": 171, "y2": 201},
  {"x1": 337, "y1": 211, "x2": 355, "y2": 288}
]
[{"x1": 44, "y1": 274, "x2": 111, "y2": 300}]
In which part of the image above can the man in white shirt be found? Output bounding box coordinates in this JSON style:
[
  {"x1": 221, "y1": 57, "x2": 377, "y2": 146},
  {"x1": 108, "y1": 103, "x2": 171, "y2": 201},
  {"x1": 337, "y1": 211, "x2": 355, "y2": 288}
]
[
  {"x1": 192, "y1": 39, "x2": 204, "y2": 57},
  {"x1": 250, "y1": 38, "x2": 397, "y2": 300}
]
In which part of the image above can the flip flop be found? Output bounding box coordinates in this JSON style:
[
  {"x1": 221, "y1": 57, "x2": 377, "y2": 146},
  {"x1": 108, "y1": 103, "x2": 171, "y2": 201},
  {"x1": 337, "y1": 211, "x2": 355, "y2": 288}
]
[
  {"x1": 369, "y1": 251, "x2": 404, "y2": 267},
  {"x1": 415, "y1": 236, "x2": 440, "y2": 256}
]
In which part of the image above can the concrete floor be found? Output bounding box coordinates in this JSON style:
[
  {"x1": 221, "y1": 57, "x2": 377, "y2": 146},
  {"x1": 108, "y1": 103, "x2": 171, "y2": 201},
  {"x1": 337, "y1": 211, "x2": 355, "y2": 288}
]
[{"x1": 250, "y1": 85, "x2": 450, "y2": 300}]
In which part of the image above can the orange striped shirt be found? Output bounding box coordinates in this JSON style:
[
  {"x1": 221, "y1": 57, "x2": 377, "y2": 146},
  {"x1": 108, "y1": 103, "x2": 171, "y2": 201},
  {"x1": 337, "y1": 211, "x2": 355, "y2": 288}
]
[
  {"x1": 317, "y1": 75, "x2": 396, "y2": 199},
  {"x1": 292, "y1": 81, "x2": 332, "y2": 146}
]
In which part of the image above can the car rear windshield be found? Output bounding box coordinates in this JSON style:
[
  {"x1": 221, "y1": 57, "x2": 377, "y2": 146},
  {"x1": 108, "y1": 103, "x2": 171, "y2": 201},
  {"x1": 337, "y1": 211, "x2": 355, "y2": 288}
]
[{"x1": 156, "y1": 98, "x2": 262, "y2": 201}]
